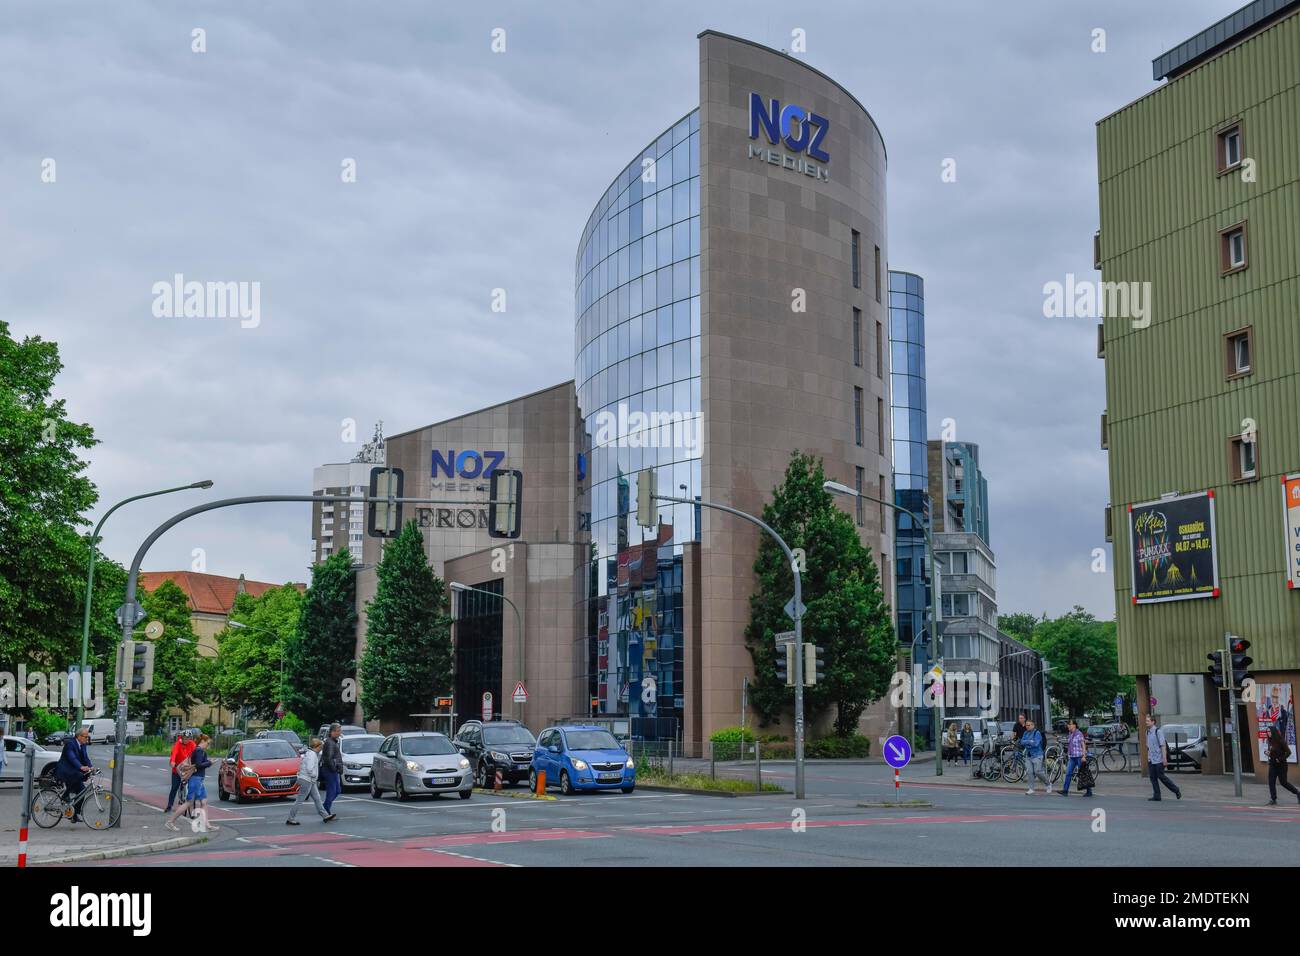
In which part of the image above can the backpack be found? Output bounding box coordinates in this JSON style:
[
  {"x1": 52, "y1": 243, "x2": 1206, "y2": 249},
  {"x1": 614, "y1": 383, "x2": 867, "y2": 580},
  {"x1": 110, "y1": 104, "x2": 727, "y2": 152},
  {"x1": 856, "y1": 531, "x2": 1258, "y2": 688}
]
[{"x1": 176, "y1": 756, "x2": 196, "y2": 783}]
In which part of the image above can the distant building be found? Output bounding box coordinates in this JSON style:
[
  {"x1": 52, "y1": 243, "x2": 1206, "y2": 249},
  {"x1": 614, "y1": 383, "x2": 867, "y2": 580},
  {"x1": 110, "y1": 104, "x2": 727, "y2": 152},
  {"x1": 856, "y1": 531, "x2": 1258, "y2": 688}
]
[{"x1": 311, "y1": 422, "x2": 386, "y2": 567}]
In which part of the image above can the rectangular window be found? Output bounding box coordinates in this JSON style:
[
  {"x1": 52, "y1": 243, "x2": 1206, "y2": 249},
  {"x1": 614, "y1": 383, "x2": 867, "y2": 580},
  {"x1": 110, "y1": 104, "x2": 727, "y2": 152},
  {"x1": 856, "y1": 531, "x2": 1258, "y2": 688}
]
[
  {"x1": 1224, "y1": 327, "x2": 1253, "y2": 379},
  {"x1": 1096, "y1": 322, "x2": 1105, "y2": 359},
  {"x1": 852, "y1": 308, "x2": 862, "y2": 367},
  {"x1": 1216, "y1": 122, "x2": 1243, "y2": 174},
  {"x1": 1220, "y1": 222, "x2": 1248, "y2": 274},
  {"x1": 855, "y1": 467, "x2": 864, "y2": 527},
  {"x1": 877, "y1": 398, "x2": 885, "y2": 454},
  {"x1": 1104, "y1": 504, "x2": 1113, "y2": 543},
  {"x1": 874, "y1": 246, "x2": 882, "y2": 303},
  {"x1": 1229, "y1": 432, "x2": 1259, "y2": 483},
  {"x1": 851, "y1": 230, "x2": 861, "y2": 289},
  {"x1": 876, "y1": 321, "x2": 884, "y2": 378},
  {"x1": 854, "y1": 387, "x2": 863, "y2": 446},
  {"x1": 1093, "y1": 230, "x2": 1101, "y2": 270},
  {"x1": 878, "y1": 474, "x2": 886, "y2": 529},
  {"x1": 1100, "y1": 411, "x2": 1108, "y2": 450}
]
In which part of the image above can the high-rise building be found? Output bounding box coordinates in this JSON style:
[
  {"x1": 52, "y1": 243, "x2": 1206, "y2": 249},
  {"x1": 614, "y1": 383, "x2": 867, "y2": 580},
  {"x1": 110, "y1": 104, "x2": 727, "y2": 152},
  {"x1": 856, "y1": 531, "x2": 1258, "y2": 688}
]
[
  {"x1": 928, "y1": 440, "x2": 989, "y2": 545},
  {"x1": 1097, "y1": 0, "x2": 1300, "y2": 779}
]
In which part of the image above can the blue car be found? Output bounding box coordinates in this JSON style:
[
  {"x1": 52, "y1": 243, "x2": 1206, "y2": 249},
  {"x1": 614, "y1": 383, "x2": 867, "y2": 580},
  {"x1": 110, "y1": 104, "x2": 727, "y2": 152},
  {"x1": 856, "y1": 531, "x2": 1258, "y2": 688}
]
[{"x1": 530, "y1": 726, "x2": 635, "y2": 795}]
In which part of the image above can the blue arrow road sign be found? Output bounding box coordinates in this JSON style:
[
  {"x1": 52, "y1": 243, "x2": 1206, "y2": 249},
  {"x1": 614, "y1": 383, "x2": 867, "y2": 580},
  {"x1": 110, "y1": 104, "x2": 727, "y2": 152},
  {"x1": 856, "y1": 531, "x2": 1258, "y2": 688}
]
[{"x1": 883, "y1": 734, "x2": 912, "y2": 769}]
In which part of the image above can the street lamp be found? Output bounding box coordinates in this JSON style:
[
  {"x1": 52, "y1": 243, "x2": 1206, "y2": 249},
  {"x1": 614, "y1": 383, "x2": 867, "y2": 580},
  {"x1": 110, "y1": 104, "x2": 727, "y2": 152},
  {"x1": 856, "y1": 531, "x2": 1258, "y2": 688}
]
[
  {"x1": 449, "y1": 582, "x2": 524, "y2": 721},
  {"x1": 823, "y1": 479, "x2": 945, "y2": 776},
  {"x1": 77, "y1": 480, "x2": 213, "y2": 725}
]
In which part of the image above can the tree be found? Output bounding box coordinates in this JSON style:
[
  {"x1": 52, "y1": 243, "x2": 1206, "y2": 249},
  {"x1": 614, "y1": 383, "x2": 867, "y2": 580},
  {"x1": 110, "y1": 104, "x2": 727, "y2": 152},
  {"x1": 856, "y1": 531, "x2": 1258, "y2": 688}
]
[
  {"x1": 997, "y1": 611, "x2": 1043, "y2": 646},
  {"x1": 212, "y1": 584, "x2": 304, "y2": 721},
  {"x1": 1030, "y1": 606, "x2": 1126, "y2": 720},
  {"x1": 744, "y1": 452, "x2": 897, "y2": 736},
  {"x1": 0, "y1": 321, "x2": 107, "y2": 669},
  {"x1": 360, "y1": 521, "x2": 452, "y2": 723},
  {"x1": 284, "y1": 548, "x2": 357, "y2": 728},
  {"x1": 132, "y1": 580, "x2": 202, "y2": 732}
]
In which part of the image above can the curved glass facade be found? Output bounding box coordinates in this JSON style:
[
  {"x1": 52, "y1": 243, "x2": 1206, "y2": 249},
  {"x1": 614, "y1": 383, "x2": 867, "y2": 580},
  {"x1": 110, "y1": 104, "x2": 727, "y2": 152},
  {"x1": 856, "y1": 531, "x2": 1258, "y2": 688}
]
[
  {"x1": 574, "y1": 110, "x2": 701, "y2": 740},
  {"x1": 888, "y1": 270, "x2": 931, "y2": 646}
]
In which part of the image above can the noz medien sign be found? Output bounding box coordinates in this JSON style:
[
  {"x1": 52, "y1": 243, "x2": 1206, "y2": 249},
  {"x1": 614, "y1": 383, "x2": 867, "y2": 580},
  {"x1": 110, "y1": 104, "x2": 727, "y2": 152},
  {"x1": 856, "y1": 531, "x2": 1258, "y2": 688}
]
[{"x1": 747, "y1": 92, "x2": 830, "y2": 181}]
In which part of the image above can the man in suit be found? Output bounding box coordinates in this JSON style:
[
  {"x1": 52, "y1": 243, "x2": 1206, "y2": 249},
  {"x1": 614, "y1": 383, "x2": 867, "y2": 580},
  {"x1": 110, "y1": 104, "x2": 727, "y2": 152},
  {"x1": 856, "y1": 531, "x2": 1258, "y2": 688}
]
[{"x1": 56, "y1": 727, "x2": 94, "y2": 821}]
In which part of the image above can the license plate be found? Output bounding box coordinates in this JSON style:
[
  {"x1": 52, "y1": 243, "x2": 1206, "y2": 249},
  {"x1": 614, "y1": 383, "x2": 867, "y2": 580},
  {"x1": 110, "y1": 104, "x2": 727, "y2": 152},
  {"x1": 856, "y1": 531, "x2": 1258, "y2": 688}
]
[
  {"x1": 599, "y1": 772, "x2": 622, "y2": 781},
  {"x1": 434, "y1": 776, "x2": 456, "y2": 784},
  {"x1": 266, "y1": 778, "x2": 291, "y2": 787}
]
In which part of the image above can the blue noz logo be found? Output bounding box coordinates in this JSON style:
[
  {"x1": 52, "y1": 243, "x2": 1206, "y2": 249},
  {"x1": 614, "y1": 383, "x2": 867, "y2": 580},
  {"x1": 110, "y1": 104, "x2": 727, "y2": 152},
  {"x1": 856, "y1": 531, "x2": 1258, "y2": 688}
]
[
  {"x1": 749, "y1": 93, "x2": 829, "y2": 163},
  {"x1": 431, "y1": 450, "x2": 505, "y2": 479}
]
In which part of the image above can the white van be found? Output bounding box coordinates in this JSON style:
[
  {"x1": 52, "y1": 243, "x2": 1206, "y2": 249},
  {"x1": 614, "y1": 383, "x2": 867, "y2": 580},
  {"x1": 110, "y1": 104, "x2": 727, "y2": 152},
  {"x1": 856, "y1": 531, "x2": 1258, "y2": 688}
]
[{"x1": 80, "y1": 718, "x2": 116, "y2": 743}]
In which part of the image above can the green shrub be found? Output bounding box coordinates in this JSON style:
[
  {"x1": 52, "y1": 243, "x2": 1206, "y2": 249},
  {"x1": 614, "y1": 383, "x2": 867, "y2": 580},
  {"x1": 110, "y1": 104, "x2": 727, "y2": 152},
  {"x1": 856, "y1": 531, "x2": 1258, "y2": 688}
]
[
  {"x1": 807, "y1": 734, "x2": 871, "y2": 759},
  {"x1": 274, "y1": 712, "x2": 310, "y2": 739},
  {"x1": 709, "y1": 725, "x2": 756, "y2": 744},
  {"x1": 27, "y1": 708, "x2": 68, "y2": 741}
]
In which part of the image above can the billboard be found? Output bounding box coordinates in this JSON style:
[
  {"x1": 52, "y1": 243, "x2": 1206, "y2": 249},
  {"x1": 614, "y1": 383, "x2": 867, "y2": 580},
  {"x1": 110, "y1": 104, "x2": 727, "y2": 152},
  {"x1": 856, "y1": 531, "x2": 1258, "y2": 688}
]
[
  {"x1": 1129, "y1": 491, "x2": 1219, "y2": 604},
  {"x1": 1256, "y1": 683, "x2": 1296, "y2": 765},
  {"x1": 1284, "y1": 474, "x2": 1300, "y2": 589}
]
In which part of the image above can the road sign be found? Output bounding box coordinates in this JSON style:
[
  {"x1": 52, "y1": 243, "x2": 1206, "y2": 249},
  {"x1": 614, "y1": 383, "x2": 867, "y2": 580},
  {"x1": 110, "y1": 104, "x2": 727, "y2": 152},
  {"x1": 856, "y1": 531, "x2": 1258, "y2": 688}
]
[
  {"x1": 481, "y1": 692, "x2": 493, "y2": 721},
  {"x1": 1149, "y1": 696, "x2": 1157, "y2": 709},
  {"x1": 774, "y1": 630, "x2": 797, "y2": 646},
  {"x1": 883, "y1": 734, "x2": 912, "y2": 769},
  {"x1": 1114, "y1": 695, "x2": 1123, "y2": 710},
  {"x1": 512, "y1": 681, "x2": 528, "y2": 703},
  {"x1": 783, "y1": 597, "x2": 806, "y2": 622},
  {"x1": 115, "y1": 602, "x2": 146, "y2": 627}
]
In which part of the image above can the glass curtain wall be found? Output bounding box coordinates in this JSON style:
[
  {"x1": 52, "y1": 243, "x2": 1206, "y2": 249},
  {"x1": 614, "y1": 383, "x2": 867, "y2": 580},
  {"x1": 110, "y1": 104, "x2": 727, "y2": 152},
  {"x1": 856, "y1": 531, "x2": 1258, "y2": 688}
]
[{"x1": 574, "y1": 111, "x2": 702, "y2": 742}]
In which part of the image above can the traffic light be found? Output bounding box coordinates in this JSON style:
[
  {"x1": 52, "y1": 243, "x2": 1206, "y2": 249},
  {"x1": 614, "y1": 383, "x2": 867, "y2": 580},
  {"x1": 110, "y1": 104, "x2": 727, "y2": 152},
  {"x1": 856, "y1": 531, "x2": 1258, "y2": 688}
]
[
  {"x1": 1206, "y1": 650, "x2": 1224, "y2": 689},
  {"x1": 636, "y1": 468, "x2": 658, "y2": 529},
  {"x1": 121, "y1": 640, "x2": 155, "y2": 692},
  {"x1": 804, "y1": 644, "x2": 826, "y2": 686},
  {"x1": 590, "y1": 696, "x2": 600, "y2": 716},
  {"x1": 488, "y1": 469, "x2": 523, "y2": 539},
  {"x1": 775, "y1": 643, "x2": 796, "y2": 687},
  {"x1": 367, "y1": 466, "x2": 404, "y2": 537},
  {"x1": 1229, "y1": 638, "x2": 1252, "y2": 689}
]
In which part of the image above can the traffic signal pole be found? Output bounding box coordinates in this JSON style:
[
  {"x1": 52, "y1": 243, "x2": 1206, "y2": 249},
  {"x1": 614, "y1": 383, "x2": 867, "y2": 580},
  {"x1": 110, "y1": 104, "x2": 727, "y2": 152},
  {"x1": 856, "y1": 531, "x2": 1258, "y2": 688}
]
[
  {"x1": 108, "y1": 490, "x2": 514, "y2": 822},
  {"x1": 1224, "y1": 631, "x2": 1243, "y2": 798},
  {"x1": 652, "y1": 492, "x2": 806, "y2": 799}
]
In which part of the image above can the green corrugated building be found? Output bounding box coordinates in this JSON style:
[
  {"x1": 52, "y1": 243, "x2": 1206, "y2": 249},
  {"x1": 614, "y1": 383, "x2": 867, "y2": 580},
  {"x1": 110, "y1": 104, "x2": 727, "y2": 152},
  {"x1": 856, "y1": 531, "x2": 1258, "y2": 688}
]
[{"x1": 1097, "y1": 0, "x2": 1300, "y2": 779}]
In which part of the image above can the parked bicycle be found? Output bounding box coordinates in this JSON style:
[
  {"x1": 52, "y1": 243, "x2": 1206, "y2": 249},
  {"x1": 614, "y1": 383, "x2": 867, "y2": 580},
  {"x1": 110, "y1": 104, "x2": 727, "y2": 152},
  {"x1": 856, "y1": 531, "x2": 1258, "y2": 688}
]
[
  {"x1": 1092, "y1": 741, "x2": 1128, "y2": 773},
  {"x1": 31, "y1": 768, "x2": 121, "y2": 830}
]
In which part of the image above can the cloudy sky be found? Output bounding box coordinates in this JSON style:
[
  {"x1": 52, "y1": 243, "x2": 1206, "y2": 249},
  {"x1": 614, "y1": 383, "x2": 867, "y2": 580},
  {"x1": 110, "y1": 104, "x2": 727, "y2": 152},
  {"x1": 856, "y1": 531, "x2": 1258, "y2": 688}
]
[{"x1": 3, "y1": 0, "x2": 1235, "y2": 619}]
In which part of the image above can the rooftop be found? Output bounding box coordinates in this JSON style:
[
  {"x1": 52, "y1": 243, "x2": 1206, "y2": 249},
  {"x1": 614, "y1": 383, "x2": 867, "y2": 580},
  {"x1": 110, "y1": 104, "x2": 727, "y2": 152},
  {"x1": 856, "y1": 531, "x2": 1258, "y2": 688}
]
[{"x1": 1153, "y1": 0, "x2": 1300, "y2": 80}]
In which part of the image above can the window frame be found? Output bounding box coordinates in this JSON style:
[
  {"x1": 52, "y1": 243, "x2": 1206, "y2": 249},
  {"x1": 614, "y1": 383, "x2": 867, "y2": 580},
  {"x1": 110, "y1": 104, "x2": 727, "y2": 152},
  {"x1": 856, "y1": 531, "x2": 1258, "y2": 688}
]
[
  {"x1": 1215, "y1": 121, "x2": 1244, "y2": 176},
  {"x1": 852, "y1": 307, "x2": 862, "y2": 368},
  {"x1": 1228, "y1": 431, "x2": 1260, "y2": 484},
  {"x1": 1223, "y1": 326, "x2": 1253, "y2": 380},
  {"x1": 1219, "y1": 221, "x2": 1248, "y2": 275},
  {"x1": 850, "y1": 230, "x2": 861, "y2": 289}
]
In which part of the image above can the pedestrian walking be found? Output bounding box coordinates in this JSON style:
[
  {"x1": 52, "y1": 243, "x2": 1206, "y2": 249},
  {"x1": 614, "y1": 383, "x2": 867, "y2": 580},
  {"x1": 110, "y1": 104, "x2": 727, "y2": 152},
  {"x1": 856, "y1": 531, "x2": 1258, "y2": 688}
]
[
  {"x1": 1058, "y1": 718, "x2": 1093, "y2": 797},
  {"x1": 1012, "y1": 712, "x2": 1028, "y2": 746},
  {"x1": 1144, "y1": 716, "x2": 1182, "y2": 801},
  {"x1": 943, "y1": 723, "x2": 960, "y2": 765},
  {"x1": 1266, "y1": 727, "x2": 1299, "y2": 806},
  {"x1": 286, "y1": 737, "x2": 336, "y2": 825},
  {"x1": 164, "y1": 729, "x2": 196, "y2": 813},
  {"x1": 166, "y1": 733, "x2": 218, "y2": 832},
  {"x1": 320, "y1": 722, "x2": 344, "y2": 815},
  {"x1": 1021, "y1": 719, "x2": 1051, "y2": 794},
  {"x1": 960, "y1": 722, "x2": 975, "y2": 766}
]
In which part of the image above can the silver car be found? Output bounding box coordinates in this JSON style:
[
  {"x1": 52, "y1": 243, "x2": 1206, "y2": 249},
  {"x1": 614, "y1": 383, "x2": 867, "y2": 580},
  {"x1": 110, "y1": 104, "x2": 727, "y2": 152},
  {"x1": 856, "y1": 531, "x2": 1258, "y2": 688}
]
[
  {"x1": 340, "y1": 733, "x2": 385, "y2": 789},
  {"x1": 370, "y1": 732, "x2": 472, "y2": 801}
]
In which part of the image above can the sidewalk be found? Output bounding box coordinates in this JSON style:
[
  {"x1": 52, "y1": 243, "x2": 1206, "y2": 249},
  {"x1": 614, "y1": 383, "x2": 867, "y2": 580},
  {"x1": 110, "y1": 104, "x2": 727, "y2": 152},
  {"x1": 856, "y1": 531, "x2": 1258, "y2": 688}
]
[
  {"x1": 917, "y1": 760, "x2": 1277, "y2": 804},
  {"x1": 0, "y1": 782, "x2": 207, "y2": 865}
]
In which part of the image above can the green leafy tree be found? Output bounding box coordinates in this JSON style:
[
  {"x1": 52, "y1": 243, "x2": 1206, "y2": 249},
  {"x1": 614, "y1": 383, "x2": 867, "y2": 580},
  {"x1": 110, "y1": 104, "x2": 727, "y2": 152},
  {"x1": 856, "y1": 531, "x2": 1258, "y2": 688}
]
[
  {"x1": 360, "y1": 521, "x2": 452, "y2": 723},
  {"x1": 1030, "y1": 606, "x2": 1125, "y2": 719},
  {"x1": 285, "y1": 548, "x2": 357, "y2": 727},
  {"x1": 27, "y1": 707, "x2": 68, "y2": 740},
  {"x1": 744, "y1": 452, "x2": 897, "y2": 735},
  {"x1": 132, "y1": 580, "x2": 202, "y2": 732},
  {"x1": 0, "y1": 321, "x2": 112, "y2": 670},
  {"x1": 212, "y1": 584, "x2": 304, "y2": 721},
  {"x1": 997, "y1": 611, "x2": 1043, "y2": 646}
]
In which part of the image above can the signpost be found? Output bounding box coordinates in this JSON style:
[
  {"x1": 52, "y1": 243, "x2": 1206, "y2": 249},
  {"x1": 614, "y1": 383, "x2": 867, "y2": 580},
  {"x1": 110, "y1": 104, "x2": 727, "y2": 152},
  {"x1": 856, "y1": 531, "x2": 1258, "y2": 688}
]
[
  {"x1": 512, "y1": 681, "x2": 529, "y2": 704},
  {"x1": 883, "y1": 734, "x2": 912, "y2": 803},
  {"x1": 481, "y1": 692, "x2": 493, "y2": 722},
  {"x1": 774, "y1": 630, "x2": 797, "y2": 646}
]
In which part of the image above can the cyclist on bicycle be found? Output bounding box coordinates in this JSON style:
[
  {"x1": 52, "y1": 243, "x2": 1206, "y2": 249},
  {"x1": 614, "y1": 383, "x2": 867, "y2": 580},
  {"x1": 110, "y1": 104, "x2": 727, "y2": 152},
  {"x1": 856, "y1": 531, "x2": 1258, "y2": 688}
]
[{"x1": 55, "y1": 727, "x2": 94, "y2": 822}]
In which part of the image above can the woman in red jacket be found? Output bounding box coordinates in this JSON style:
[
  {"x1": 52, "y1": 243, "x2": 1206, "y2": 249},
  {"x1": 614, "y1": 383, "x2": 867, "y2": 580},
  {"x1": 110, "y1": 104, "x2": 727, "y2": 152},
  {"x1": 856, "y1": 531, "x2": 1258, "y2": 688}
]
[{"x1": 165, "y1": 730, "x2": 196, "y2": 813}]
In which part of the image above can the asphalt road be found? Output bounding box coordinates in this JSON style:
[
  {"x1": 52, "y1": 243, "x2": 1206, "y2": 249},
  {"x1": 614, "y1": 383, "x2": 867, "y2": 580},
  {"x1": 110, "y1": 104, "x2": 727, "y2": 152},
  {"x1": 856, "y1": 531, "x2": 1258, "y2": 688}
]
[{"x1": 88, "y1": 746, "x2": 1300, "y2": 867}]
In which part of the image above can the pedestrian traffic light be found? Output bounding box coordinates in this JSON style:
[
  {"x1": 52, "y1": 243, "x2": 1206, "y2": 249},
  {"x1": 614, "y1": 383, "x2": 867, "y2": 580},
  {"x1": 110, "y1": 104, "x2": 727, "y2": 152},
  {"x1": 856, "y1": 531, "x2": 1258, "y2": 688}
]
[
  {"x1": 367, "y1": 466, "x2": 404, "y2": 537},
  {"x1": 488, "y1": 468, "x2": 523, "y2": 539},
  {"x1": 804, "y1": 644, "x2": 826, "y2": 686},
  {"x1": 1229, "y1": 638, "x2": 1252, "y2": 688},
  {"x1": 1206, "y1": 650, "x2": 1224, "y2": 688},
  {"x1": 636, "y1": 468, "x2": 658, "y2": 529},
  {"x1": 775, "y1": 643, "x2": 796, "y2": 687},
  {"x1": 590, "y1": 696, "x2": 600, "y2": 716},
  {"x1": 130, "y1": 641, "x2": 155, "y2": 693}
]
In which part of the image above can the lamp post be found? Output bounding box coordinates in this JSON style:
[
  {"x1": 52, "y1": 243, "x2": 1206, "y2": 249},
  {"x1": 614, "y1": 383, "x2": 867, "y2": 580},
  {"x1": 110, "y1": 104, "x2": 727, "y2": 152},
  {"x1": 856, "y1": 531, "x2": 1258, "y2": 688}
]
[
  {"x1": 76, "y1": 480, "x2": 213, "y2": 726},
  {"x1": 450, "y1": 582, "x2": 524, "y2": 721},
  {"x1": 823, "y1": 479, "x2": 945, "y2": 776}
]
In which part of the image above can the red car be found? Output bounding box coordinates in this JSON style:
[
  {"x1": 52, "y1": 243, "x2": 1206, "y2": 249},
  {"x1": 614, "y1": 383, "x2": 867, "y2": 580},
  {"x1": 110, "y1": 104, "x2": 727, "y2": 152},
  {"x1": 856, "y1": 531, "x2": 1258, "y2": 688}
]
[{"x1": 216, "y1": 739, "x2": 301, "y2": 802}]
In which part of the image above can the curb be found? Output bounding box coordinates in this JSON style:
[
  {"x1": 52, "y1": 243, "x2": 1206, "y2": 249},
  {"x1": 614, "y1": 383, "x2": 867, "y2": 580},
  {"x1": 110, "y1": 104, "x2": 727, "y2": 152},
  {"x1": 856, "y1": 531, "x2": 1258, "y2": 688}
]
[
  {"x1": 17, "y1": 834, "x2": 207, "y2": 867},
  {"x1": 635, "y1": 784, "x2": 789, "y2": 797},
  {"x1": 473, "y1": 788, "x2": 557, "y2": 801},
  {"x1": 857, "y1": 801, "x2": 935, "y2": 809}
]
